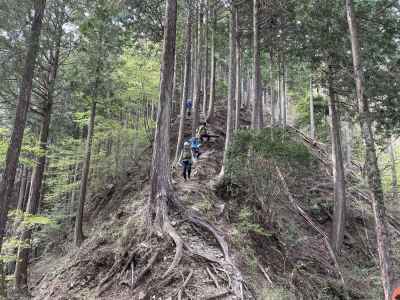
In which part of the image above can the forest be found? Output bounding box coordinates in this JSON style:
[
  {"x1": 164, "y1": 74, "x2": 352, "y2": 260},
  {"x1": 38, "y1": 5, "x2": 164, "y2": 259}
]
[{"x1": 1, "y1": 0, "x2": 400, "y2": 299}]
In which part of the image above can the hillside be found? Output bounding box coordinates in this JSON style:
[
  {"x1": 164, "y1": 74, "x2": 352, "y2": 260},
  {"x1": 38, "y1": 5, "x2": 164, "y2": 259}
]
[{"x1": 9, "y1": 107, "x2": 396, "y2": 300}]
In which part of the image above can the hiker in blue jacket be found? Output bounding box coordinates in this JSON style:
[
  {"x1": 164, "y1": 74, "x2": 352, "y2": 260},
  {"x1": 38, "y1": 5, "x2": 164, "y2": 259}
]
[{"x1": 189, "y1": 137, "x2": 202, "y2": 159}]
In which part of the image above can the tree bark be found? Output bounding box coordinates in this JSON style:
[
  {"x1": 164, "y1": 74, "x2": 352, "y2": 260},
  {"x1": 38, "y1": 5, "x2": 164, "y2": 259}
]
[
  {"x1": 346, "y1": 1, "x2": 394, "y2": 298},
  {"x1": 16, "y1": 166, "x2": 28, "y2": 213},
  {"x1": 206, "y1": 0, "x2": 216, "y2": 122},
  {"x1": 0, "y1": 0, "x2": 46, "y2": 253},
  {"x1": 221, "y1": 5, "x2": 236, "y2": 175},
  {"x1": 175, "y1": 4, "x2": 192, "y2": 162},
  {"x1": 281, "y1": 63, "x2": 287, "y2": 128},
  {"x1": 234, "y1": 6, "x2": 241, "y2": 131},
  {"x1": 192, "y1": 1, "x2": 204, "y2": 136},
  {"x1": 15, "y1": 23, "x2": 62, "y2": 285},
  {"x1": 310, "y1": 75, "x2": 315, "y2": 139},
  {"x1": 327, "y1": 65, "x2": 346, "y2": 255},
  {"x1": 171, "y1": 49, "x2": 178, "y2": 119},
  {"x1": 202, "y1": 0, "x2": 209, "y2": 116},
  {"x1": 74, "y1": 100, "x2": 97, "y2": 247},
  {"x1": 389, "y1": 137, "x2": 398, "y2": 200},
  {"x1": 251, "y1": 0, "x2": 261, "y2": 129},
  {"x1": 147, "y1": 0, "x2": 177, "y2": 231}
]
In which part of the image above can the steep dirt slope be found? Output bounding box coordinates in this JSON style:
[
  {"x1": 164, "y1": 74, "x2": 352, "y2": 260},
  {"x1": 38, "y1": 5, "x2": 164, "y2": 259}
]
[{"x1": 15, "y1": 106, "x2": 400, "y2": 300}]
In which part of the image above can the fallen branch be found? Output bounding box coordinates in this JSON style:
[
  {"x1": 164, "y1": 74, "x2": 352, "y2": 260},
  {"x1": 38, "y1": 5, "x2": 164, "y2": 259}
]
[
  {"x1": 276, "y1": 166, "x2": 349, "y2": 300},
  {"x1": 257, "y1": 263, "x2": 273, "y2": 286}
]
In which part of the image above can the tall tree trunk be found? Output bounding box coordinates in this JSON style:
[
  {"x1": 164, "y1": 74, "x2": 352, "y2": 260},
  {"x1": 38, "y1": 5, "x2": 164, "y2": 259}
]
[
  {"x1": 220, "y1": 5, "x2": 236, "y2": 175},
  {"x1": 346, "y1": 120, "x2": 353, "y2": 167},
  {"x1": 175, "y1": 4, "x2": 192, "y2": 162},
  {"x1": 16, "y1": 166, "x2": 28, "y2": 213},
  {"x1": 281, "y1": 62, "x2": 287, "y2": 128},
  {"x1": 346, "y1": 1, "x2": 393, "y2": 298},
  {"x1": 277, "y1": 60, "x2": 282, "y2": 125},
  {"x1": 269, "y1": 53, "x2": 275, "y2": 126},
  {"x1": 389, "y1": 137, "x2": 398, "y2": 200},
  {"x1": 74, "y1": 100, "x2": 97, "y2": 247},
  {"x1": 206, "y1": 0, "x2": 216, "y2": 122},
  {"x1": 15, "y1": 30, "x2": 61, "y2": 285},
  {"x1": 70, "y1": 159, "x2": 80, "y2": 224},
  {"x1": 328, "y1": 65, "x2": 346, "y2": 255},
  {"x1": 251, "y1": 0, "x2": 261, "y2": 129},
  {"x1": 234, "y1": 6, "x2": 241, "y2": 131},
  {"x1": 192, "y1": 1, "x2": 204, "y2": 136},
  {"x1": 171, "y1": 50, "x2": 178, "y2": 119},
  {"x1": 190, "y1": 15, "x2": 197, "y2": 102},
  {"x1": 0, "y1": 0, "x2": 46, "y2": 253},
  {"x1": 148, "y1": 0, "x2": 177, "y2": 231},
  {"x1": 310, "y1": 75, "x2": 315, "y2": 139},
  {"x1": 202, "y1": 0, "x2": 209, "y2": 116}
]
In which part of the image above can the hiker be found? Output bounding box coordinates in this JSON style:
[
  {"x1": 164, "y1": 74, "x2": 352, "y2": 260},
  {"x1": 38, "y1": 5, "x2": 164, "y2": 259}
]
[
  {"x1": 196, "y1": 122, "x2": 210, "y2": 143},
  {"x1": 189, "y1": 137, "x2": 202, "y2": 159},
  {"x1": 179, "y1": 142, "x2": 192, "y2": 181},
  {"x1": 186, "y1": 98, "x2": 192, "y2": 116}
]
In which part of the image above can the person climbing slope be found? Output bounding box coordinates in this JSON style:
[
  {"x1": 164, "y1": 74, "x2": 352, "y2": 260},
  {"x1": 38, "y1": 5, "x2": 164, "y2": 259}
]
[
  {"x1": 189, "y1": 136, "x2": 201, "y2": 159},
  {"x1": 186, "y1": 98, "x2": 192, "y2": 117},
  {"x1": 179, "y1": 142, "x2": 193, "y2": 181},
  {"x1": 196, "y1": 122, "x2": 210, "y2": 143}
]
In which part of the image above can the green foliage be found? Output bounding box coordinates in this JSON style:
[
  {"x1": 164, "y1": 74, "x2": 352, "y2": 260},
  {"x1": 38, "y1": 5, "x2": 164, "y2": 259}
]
[
  {"x1": 237, "y1": 208, "x2": 270, "y2": 237},
  {"x1": 295, "y1": 93, "x2": 329, "y2": 142},
  {"x1": 216, "y1": 79, "x2": 228, "y2": 99},
  {"x1": 227, "y1": 128, "x2": 313, "y2": 174}
]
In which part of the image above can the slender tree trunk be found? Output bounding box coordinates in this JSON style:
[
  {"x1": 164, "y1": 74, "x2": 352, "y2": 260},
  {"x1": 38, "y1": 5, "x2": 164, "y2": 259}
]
[
  {"x1": 206, "y1": 0, "x2": 216, "y2": 122},
  {"x1": 277, "y1": 60, "x2": 282, "y2": 125},
  {"x1": 202, "y1": 0, "x2": 209, "y2": 116},
  {"x1": 16, "y1": 166, "x2": 28, "y2": 213},
  {"x1": 171, "y1": 50, "x2": 178, "y2": 120},
  {"x1": 251, "y1": 0, "x2": 261, "y2": 129},
  {"x1": 220, "y1": 5, "x2": 236, "y2": 174},
  {"x1": 148, "y1": 0, "x2": 177, "y2": 230},
  {"x1": 310, "y1": 75, "x2": 315, "y2": 139},
  {"x1": 234, "y1": 6, "x2": 241, "y2": 131},
  {"x1": 269, "y1": 53, "x2": 275, "y2": 126},
  {"x1": 389, "y1": 137, "x2": 398, "y2": 200},
  {"x1": 346, "y1": 1, "x2": 393, "y2": 298},
  {"x1": 328, "y1": 65, "x2": 346, "y2": 255},
  {"x1": 70, "y1": 159, "x2": 80, "y2": 223},
  {"x1": 281, "y1": 63, "x2": 287, "y2": 128},
  {"x1": 192, "y1": 1, "x2": 204, "y2": 136},
  {"x1": 0, "y1": 0, "x2": 46, "y2": 253},
  {"x1": 175, "y1": 4, "x2": 192, "y2": 162},
  {"x1": 190, "y1": 10, "x2": 197, "y2": 102},
  {"x1": 74, "y1": 100, "x2": 97, "y2": 247}
]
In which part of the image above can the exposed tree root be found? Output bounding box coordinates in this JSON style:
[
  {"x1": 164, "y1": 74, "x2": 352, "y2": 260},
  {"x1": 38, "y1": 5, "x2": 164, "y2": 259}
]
[
  {"x1": 132, "y1": 249, "x2": 160, "y2": 288},
  {"x1": 162, "y1": 219, "x2": 183, "y2": 278}
]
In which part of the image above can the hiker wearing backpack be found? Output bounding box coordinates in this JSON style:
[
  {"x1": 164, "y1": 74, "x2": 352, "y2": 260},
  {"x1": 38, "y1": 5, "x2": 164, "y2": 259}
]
[
  {"x1": 179, "y1": 142, "x2": 193, "y2": 181},
  {"x1": 196, "y1": 122, "x2": 210, "y2": 143},
  {"x1": 189, "y1": 137, "x2": 202, "y2": 159}
]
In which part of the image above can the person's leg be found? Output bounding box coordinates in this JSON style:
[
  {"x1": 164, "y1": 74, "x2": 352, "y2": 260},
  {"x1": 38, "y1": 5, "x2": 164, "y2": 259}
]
[
  {"x1": 182, "y1": 161, "x2": 188, "y2": 180},
  {"x1": 187, "y1": 162, "x2": 192, "y2": 179}
]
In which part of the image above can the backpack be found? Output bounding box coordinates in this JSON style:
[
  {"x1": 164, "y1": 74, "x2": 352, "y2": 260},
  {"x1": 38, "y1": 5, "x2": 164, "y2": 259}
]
[
  {"x1": 182, "y1": 146, "x2": 192, "y2": 160},
  {"x1": 197, "y1": 125, "x2": 207, "y2": 136}
]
